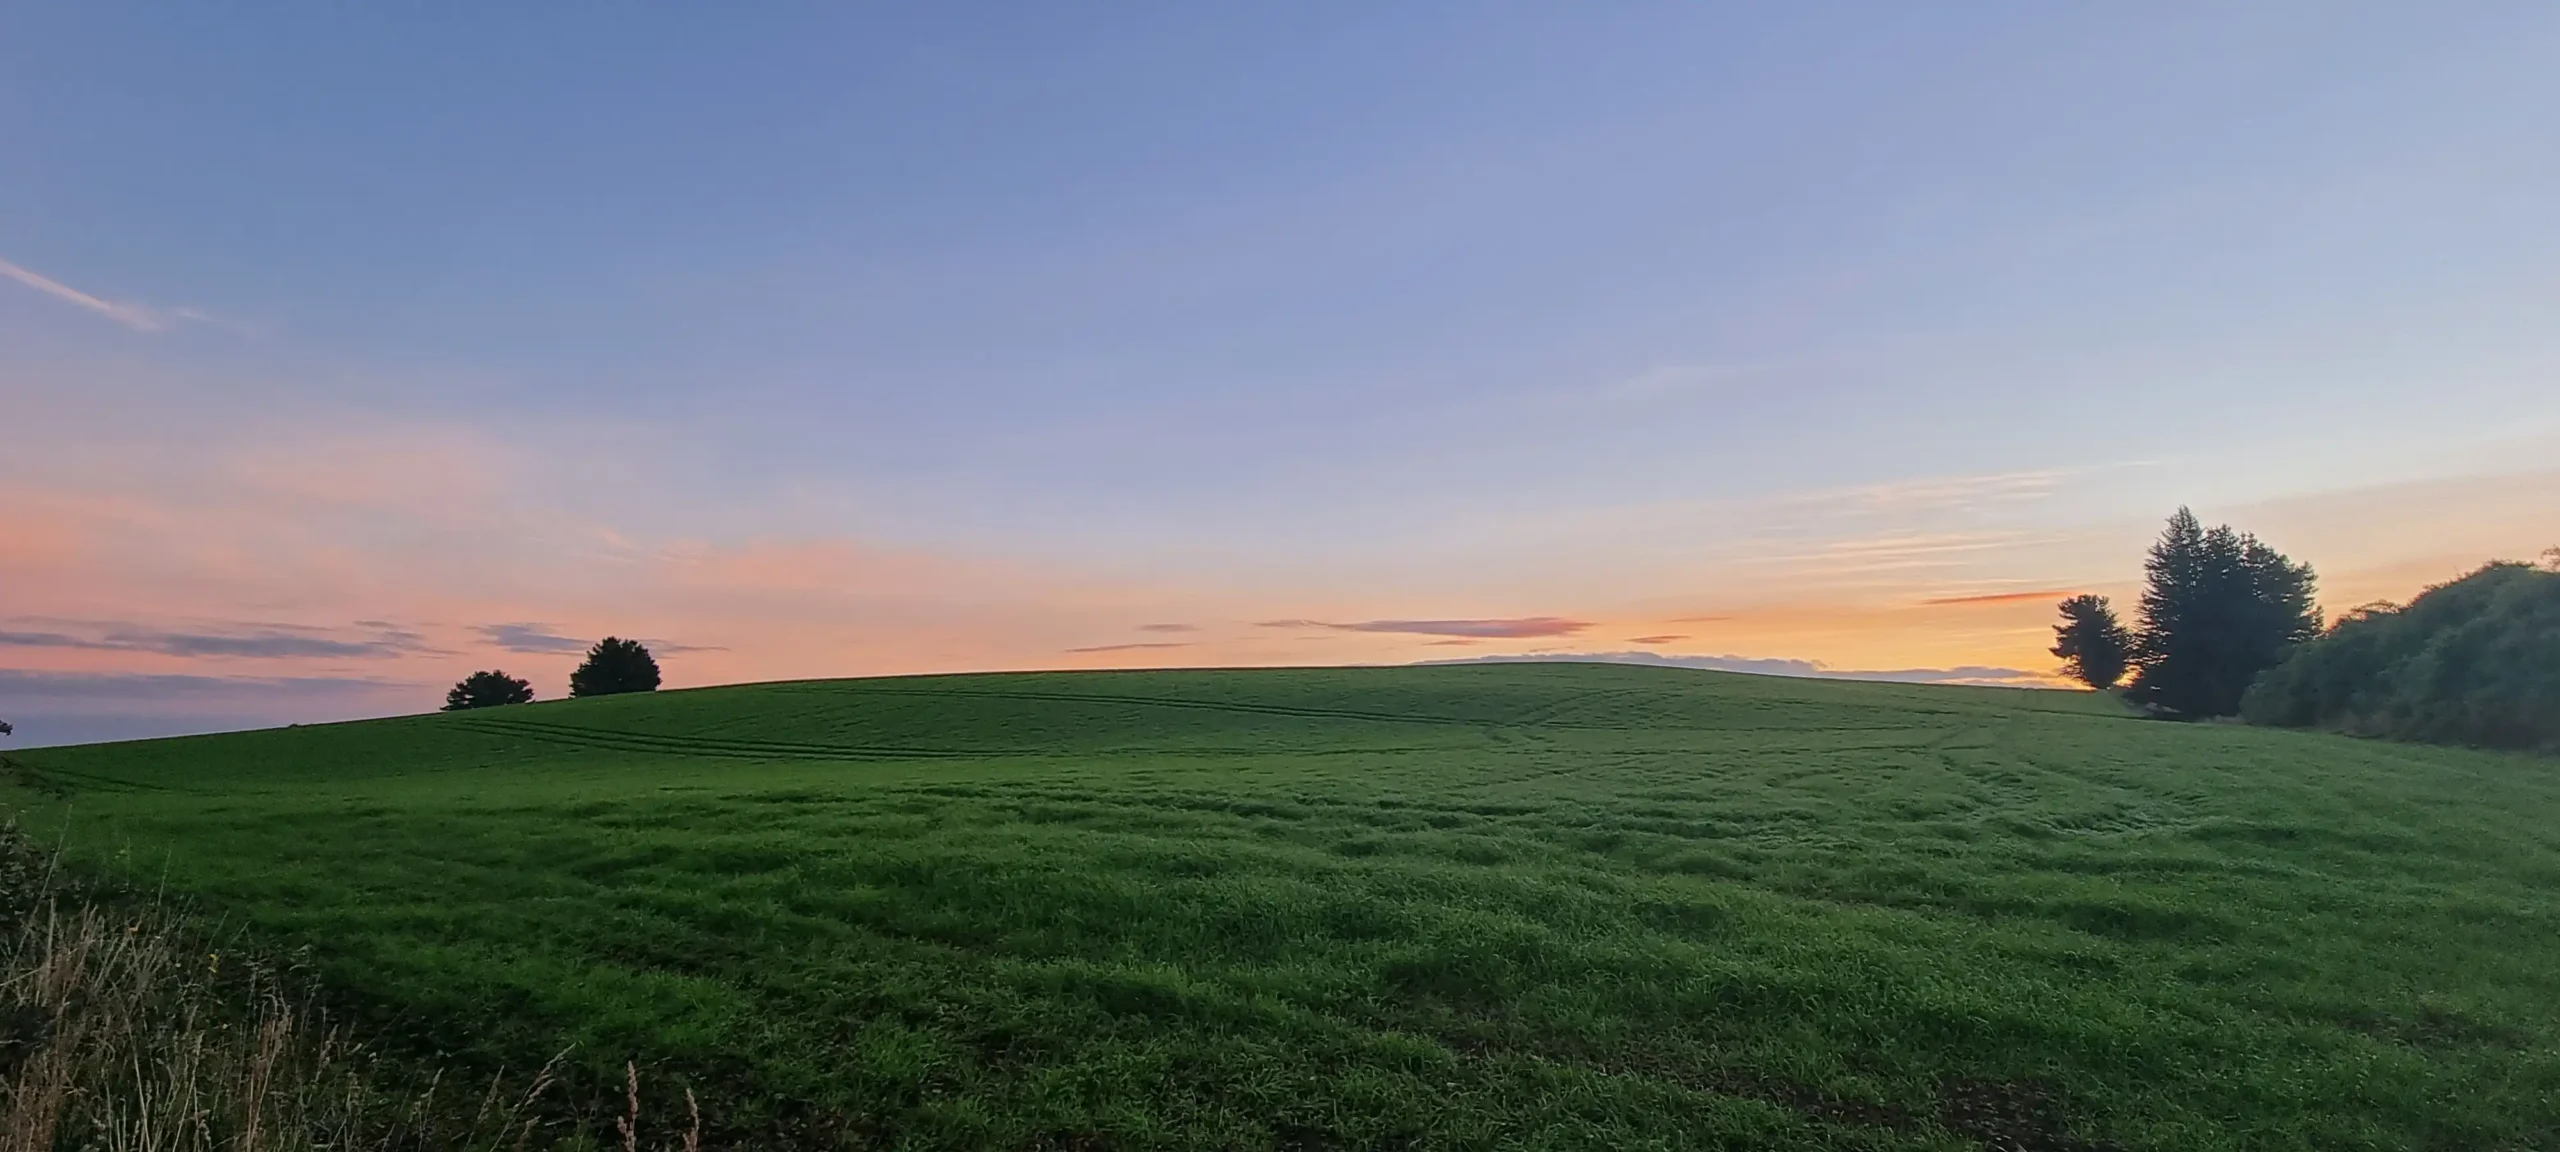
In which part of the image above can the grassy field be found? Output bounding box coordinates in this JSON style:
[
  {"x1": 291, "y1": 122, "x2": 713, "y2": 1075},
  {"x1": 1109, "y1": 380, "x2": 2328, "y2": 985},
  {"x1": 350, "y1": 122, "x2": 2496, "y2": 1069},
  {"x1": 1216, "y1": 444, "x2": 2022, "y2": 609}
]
[{"x1": 7, "y1": 663, "x2": 2559, "y2": 1150}]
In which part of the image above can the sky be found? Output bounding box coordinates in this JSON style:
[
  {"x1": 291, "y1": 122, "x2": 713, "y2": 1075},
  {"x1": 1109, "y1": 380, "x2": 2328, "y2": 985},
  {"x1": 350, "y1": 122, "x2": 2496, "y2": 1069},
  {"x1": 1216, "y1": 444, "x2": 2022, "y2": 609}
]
[{"x1": 5, "y1": 3, "x2": 2559, "y2": 745}]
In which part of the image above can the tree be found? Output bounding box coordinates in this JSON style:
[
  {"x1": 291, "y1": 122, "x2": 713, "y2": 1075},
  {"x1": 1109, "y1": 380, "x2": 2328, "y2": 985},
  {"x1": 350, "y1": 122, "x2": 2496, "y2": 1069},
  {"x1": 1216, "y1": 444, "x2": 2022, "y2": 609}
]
[
  {"x1": 2128, "y1": 507, "x2": 2321, "y2": 717},
  {"x1": 2050, "y1": 594, "x2": 2133, "y2": 689},
  {"x1": 569, "y1": 637, "x2": 661, "y2": 698},
  {"x1": 0, "y1": 719, "x2": 12, "y2": 737},
  {"x1": 444, "y1": 670, "x2": 535, "y2": 711},
  {"x1": 2243, "y1": 560, "x2": 2560, "y2": 751}
]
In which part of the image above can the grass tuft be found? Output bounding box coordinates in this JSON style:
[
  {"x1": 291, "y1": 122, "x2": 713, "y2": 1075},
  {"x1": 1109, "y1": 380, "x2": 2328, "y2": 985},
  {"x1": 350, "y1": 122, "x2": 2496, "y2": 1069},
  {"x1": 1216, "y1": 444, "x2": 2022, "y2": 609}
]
[{"x1": 0, "y1": 828, "x2": 706, "y2": 1152}]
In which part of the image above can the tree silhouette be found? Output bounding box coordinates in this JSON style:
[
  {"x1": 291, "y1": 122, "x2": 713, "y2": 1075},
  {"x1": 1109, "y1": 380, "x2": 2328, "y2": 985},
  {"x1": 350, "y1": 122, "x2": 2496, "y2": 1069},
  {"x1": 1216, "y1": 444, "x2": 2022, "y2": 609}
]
[
  {"x1": 569, "y1": 637, "x2": 661, "y2": 698},
  {"x1": 2050, "y1": 594, "x2": 2133, "y2": 690},
  {"x1": 444, "y1": 670, "x2": 535, "y2": 711},
  {"x1": 2242, "y1": 559, "x2": 2560, "y2": 751},
  {"x1": 2129, "y1": 507, "x2": 2320, "y2": 717}
]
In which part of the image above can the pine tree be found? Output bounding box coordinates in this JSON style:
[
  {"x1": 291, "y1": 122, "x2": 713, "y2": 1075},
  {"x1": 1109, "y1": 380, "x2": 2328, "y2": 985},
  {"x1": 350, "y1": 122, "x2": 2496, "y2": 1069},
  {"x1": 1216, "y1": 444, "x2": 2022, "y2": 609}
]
[
  {"x1": 2129, "y1": 508, "x2": 2320, "y2": 717},
  {"x1": 569, "y1": 637, "x2": 662, "y2": 698},
  {"x1": 2050, "y1": 594, "x2": 2133, "y2": 689}
]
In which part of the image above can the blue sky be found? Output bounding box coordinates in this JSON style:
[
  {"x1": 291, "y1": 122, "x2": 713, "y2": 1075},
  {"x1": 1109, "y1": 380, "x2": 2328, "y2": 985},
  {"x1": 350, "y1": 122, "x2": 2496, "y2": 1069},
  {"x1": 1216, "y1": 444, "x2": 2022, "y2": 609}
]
[{"x1": 5, "y1": 3, "x2": 2558, "y2": 743}]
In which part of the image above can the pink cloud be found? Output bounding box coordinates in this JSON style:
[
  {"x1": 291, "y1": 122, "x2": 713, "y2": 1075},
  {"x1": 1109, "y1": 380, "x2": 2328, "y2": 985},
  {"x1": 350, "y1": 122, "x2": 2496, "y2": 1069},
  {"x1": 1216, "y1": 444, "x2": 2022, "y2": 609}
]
[
  {"x1": 1256, "y1": 616, "x2": 1590, "y2": 639},
  {"x1": 0, "y1": 256, "x2": 169, "y2": 331}
]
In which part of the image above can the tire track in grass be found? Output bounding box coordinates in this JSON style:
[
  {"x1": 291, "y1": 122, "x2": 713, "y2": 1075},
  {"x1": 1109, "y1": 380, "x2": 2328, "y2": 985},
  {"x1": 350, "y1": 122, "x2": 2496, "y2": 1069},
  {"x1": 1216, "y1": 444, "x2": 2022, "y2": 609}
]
[
  {"x1": 461, "y1": 715, "x2": 1474, "y2": 765},
  {"x1": 456, "y1": 716, "x2": 982, "y2": 762},
  {"x1": 854, "y1": 685, "x2": 1911, "y2": 735},
  {"x1": 858, "y1": 687, "x2": 1529, "y2": 730},
  {"x1": 4, "y1": 757, "x2": 187, "y2": 794}
]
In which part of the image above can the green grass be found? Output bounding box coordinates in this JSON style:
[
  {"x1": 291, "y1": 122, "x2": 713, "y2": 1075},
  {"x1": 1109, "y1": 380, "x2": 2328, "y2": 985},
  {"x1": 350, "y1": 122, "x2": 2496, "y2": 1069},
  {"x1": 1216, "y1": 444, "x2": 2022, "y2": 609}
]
[{"x1": 8, "y1": 663, "x2": 2560, "y2": 1150}]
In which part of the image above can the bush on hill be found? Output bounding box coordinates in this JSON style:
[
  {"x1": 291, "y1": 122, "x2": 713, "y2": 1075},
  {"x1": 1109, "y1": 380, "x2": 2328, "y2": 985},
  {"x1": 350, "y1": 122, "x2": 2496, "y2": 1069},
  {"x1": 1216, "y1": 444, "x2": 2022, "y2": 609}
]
[
  {"x1": 2242, "y1": 559, "x2": 2560, "y2": 752},
  {"x1": 569, "y1": 637, "x2": 661, "y2": 698},
  {"x1": 445, "y1": 669, "x2": 536, "y2": 711}
]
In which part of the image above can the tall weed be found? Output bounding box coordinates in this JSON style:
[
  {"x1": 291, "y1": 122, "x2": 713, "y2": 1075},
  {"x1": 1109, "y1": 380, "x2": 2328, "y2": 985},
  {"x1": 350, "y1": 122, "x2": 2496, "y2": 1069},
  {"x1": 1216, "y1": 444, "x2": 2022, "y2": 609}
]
[{"x1": 0, "y1": 829, "x2": 696, "y2": 1152}]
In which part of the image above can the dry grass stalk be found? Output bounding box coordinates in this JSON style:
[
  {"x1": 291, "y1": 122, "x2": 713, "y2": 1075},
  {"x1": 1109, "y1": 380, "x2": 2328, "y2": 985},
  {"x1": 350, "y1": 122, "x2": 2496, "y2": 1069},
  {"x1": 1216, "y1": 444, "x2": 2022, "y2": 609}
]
[{"x1": 0, "y1": 832, "x2": 707, "y2": 1151}]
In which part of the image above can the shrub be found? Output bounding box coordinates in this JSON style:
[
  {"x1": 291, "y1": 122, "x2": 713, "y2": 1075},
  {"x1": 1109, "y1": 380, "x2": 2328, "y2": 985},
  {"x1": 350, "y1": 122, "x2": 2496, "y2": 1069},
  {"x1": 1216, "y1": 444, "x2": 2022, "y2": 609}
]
[
  {"x1": 569, "y1": 637, "x2": 661, "y2": 698},
  {"x1": 444, "y1": 670, "x2": 536, "y2": 711},
  {"x1": 2242, "y1": 560, "x2": 2560, "y2": 752}
]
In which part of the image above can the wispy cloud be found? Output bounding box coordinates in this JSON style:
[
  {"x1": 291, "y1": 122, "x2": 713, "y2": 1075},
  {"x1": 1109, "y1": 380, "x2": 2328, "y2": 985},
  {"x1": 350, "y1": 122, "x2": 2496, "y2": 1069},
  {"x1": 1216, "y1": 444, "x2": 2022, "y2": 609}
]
[
  {"x1": 1421, "y1": 650, "x2": 2052, "y2": 687},
  {"x1": 1063, "y1": 641, "x2": 1192, "y2": 653},
  {"x1": 0, "y1": 620, "x2": 432, "y2": 659},
  {"x1": 0, "y1": 668, "x2": 408, "y2": 699},
  {"x1": 476, "y1": 623, "x2": 589, "y2": 654},
  {"x1": 473, "y1": 623, "x2": 722, "y2": 656},
  {"x1": 0, "y1": 669, "x2": 422, "y2": 748},
  {"x1": 1748, "y1": 531, "x2": 2032, "y2": 575},
  {"x1": 1136, "y1": 623, "x2": 1198, "y2": 633},
  {"x1": 1788, "y1": 469, "x2": 2074, "y2": 515},
  {"x1": 1919, "y1": 588, "x2": 2078, "y2": 606},
  {"x1": 1258, "y1": 616, "x2": 1590, "y2": 639},
  {"x1": 1626, "y1": 634, "x2": 1687, "y2": 645},
  {"x1": 0, "y1": 256, "x2": 173, "y2": 332}
]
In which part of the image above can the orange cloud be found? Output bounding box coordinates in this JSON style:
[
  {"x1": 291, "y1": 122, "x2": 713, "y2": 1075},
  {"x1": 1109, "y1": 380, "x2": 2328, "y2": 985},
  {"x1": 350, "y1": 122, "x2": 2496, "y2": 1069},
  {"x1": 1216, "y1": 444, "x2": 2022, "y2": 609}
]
[{"x1": 1919, "y1": 588, "x2": 2078, "y2": 606}]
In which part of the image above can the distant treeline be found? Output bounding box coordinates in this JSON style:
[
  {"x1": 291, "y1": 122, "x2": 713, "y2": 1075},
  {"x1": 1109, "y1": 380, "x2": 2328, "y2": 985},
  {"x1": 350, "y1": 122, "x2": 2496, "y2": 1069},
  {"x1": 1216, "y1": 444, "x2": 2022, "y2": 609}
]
[
  {"x1": 2243, "y1": 559, "x2": 2560, "y2": 753},
  {"x1": 2055, "y1": 512, "x2": 2559, "y2": 754}
]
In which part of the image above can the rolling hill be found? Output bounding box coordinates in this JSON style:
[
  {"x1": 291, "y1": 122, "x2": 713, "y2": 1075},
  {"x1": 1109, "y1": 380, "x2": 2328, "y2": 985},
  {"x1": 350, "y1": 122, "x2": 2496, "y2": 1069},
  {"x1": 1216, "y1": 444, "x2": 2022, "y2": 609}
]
[{"x1": 7, "y1": 663, "x2": 2558, "y2": 1150}]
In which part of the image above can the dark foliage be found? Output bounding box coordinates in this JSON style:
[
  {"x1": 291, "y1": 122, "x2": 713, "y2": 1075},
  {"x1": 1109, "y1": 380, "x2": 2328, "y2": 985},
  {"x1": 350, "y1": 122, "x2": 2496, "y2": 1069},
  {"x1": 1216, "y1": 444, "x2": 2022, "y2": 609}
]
[
  {"x1": 2242, "y1": 560, "x2": 2560, "y2": 752},
  {"x1": 443, "y1": 670, "x2": 536, "y2": 711},
  {"x1": 2050, "y1": 595, "x2": 2133, "y2": 690},
  {"x1": 569, "y1": 637, "x2": 661, "y2": 698},
  {"x1": 0, "y1": 719, "x2": 11, "y2": 737},
  {"x1": 2128, "y1": 508, "x2": 2320, "y2": 718}
]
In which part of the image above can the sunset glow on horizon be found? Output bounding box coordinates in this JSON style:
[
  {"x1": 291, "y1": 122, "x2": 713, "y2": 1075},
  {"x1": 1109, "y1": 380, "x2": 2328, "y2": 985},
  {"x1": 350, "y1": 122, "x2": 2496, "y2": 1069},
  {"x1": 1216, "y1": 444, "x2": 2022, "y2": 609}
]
[{"x1": 7, "y1": 5, "x2": 2559, "y2": 744}]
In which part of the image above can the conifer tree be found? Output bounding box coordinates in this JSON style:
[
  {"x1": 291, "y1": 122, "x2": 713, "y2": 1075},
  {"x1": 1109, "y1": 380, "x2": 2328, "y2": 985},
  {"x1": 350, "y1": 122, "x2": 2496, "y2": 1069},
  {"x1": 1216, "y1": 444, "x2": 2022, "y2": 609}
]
[
  {"x1": 2050, "y1": 594, "x2": 2133, "y2": 690},
  {"x1": 2129, "y1": 508, "x2": 2320, "y2": 716}
]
